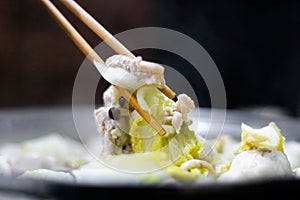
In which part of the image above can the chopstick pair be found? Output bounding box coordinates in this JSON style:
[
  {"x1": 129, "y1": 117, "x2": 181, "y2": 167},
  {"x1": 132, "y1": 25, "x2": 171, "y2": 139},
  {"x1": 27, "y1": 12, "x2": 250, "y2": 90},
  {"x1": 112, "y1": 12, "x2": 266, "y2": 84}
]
[
  {"x1": 41, "y1": 0, "x2": 175, "y2": 136},
  {"x1": 58, "y1": 0, "x2": 176, "y2": 99}
]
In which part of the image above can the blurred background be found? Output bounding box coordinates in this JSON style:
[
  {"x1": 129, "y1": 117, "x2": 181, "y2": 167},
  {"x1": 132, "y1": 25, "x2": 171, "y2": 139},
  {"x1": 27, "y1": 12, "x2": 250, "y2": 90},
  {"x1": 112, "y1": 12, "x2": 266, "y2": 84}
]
[{"x1": 0, "y1": 0, "x2": 300, "y2": 117}]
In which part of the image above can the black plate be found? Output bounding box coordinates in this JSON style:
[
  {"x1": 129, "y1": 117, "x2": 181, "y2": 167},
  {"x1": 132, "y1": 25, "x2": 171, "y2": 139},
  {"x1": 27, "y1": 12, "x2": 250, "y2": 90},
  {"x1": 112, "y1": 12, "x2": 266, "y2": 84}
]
[
  {"x1": 0, "y1": 106, "x2": 300, "y2": 199},
  {"x1": 0, "y1": 175, "x2": 300, "y2": 199}
]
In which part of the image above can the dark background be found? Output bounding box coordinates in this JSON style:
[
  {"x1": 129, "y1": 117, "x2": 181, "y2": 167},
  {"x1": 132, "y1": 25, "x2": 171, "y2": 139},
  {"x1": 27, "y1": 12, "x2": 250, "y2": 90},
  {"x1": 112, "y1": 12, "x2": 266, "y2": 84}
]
[{"x1": 0, "y1": 0, "x2": 299, "y2": 117}]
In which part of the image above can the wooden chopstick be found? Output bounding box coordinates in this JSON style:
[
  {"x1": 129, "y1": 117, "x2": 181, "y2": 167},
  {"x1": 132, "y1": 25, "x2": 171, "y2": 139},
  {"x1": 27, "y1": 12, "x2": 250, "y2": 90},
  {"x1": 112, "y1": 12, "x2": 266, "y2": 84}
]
[
  {"x1": 59, "y1": 0, "x2": 176, "y2": 100},
  {"x1": 41, "y1": 0, "x2": 166, "y2": 136},
  {"x1": 40, "y1": 0, "x2": 103, "y2": 63},
  {"x1": 59, "y1": 0, "x2": 134, "y2": 58}
]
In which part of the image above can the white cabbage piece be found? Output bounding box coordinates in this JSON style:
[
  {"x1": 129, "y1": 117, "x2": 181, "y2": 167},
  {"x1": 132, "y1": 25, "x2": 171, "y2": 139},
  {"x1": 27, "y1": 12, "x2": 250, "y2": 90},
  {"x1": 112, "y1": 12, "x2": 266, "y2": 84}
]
[
  {"x1": 130, "y1": 85, "x2": 202, "y2": 169},
  {"x1": 0, "y1": 156, "x2": 13, "y2": 177},
  {"x1": 218, "y1": 150, "x2": 293, "y2": 182},
  {"x1": 218, "y1": 122, "x2": 293, "y2": 182},
  {"x1": 0, "y1": 143, "x2": 56, "y2": 174},
  {"x1": 19, "y1": 169, "x2": 74, "y2": 182},
  {"x1": 21, "y1": 133, "x2": 89, "y2": 169},
  {"x1": 93, "y1": 60, "x2": 145, "y2": 91},
  {"x1": 284, "y1": 140, "x2": 300, "y2": 169},
  {"x1": 71, "y1": 152, "x2": 171, "y2": 185},
  {"x1": 240, "y1": 122, "x2": 285, "y2": 152},
  {"x1": 294, "y1": 167, "x2": 300, "y2": 178}
]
